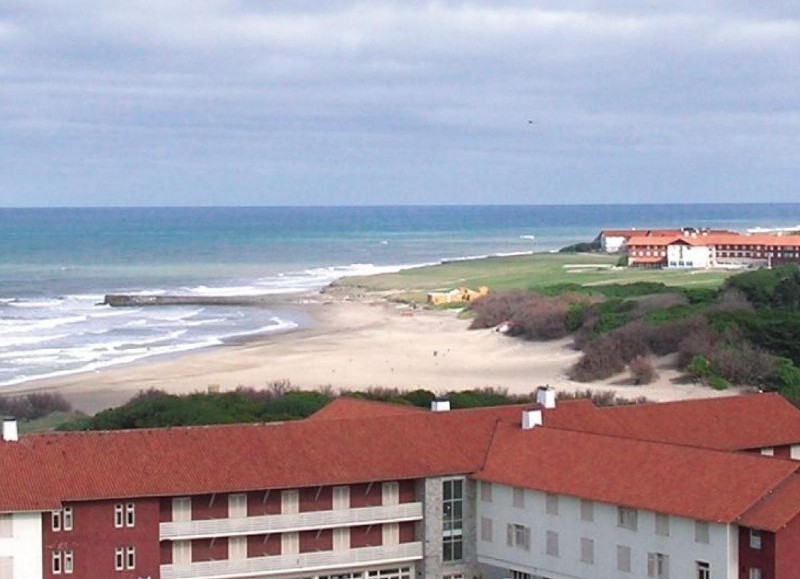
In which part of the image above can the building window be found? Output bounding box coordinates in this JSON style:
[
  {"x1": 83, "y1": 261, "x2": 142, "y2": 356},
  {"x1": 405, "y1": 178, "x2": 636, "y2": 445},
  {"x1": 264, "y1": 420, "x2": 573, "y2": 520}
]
[
  {"x1": 51, "y1": 510, "x2": 62, "y2": 532},
  {"x1": 580, "y1": 538, "x2": 594, "y2": 564},
  {"x1": 655, "y1": 513, "x2": 670, "y2": 537},
  {"x1": 545, "y1": 493, "x2": 559, "y2": 515},
  {"x1": 697, "y1": 561, "x2": 710, "y2": 579},
  {"x1": 580, "y1": 499, "x2": 594, "y2": 522},
  {"x1": 647, "y1": 552, "x2": 669, "y2": 579},
  {"x1": 442, "y1": 478, "x2": 463, "y2": 562},
  {"x1": 114, "y1": 504, "x2": 124, "y2": 528},
  {"x1": 618, "y1": 506, "x2": 638, "y2": 531},
  {"x1": 126, "y1": 546, "x2": 135, "y2": 569},
  {"x1": 506, "y1": 523, "x2": 530, "y2": 551},
  {"x1": 509, "y1": 572, "x2": 530, "y2": 579},
  {"x1": 617, "y1": 545, "x2": 631, "y2": 572},
  {"x1": 512, "y1": 487, "x2": 525, "y2": 508},
  {"x1": 695, "y1": 521, "x2": 710, "y2": 544},
  {"x1": 125, "y1": 503, "x2": 135, "y2": 527},
  {"x1": 63, "y1": 507, "x2": 73, "y2": 531},
  {"x1": 545, "y1": 530, "x2": 559, "y2": 557},
  {"x1": 749, "y1": 569, "x2": 761, "y2": 579},
  {"x1": 480, "y1": 517, "x2": 493, "y2": 542},
  {"x1": 114, "y1": 547, "x2": 124, "y2": 571},
  {"x1": 64, "y1": 550, "x2": 73, "y2": 575},
  {"x1": 52, "y1": 550, "x2": 62, "y2": 575},
  {"x1": 749, "y1": 529, "x2": 762, "y2": 549},
  {"x1": 480, "y1": 482, "x2": 492, "y2": 502}
]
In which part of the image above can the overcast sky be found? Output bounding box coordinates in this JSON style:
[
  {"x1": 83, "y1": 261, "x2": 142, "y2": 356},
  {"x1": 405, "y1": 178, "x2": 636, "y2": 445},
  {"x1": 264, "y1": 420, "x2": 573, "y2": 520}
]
[{"x1": 1, "y1": 1, "x2": 798, "y2": 206}]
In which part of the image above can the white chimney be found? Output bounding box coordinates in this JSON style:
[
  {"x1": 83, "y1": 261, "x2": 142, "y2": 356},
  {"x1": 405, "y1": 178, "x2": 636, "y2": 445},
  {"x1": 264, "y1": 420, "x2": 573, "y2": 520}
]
[
  {"x1": 2, "y1": 418, "x2": 18, "y2": 442},
  {"x1": 522, "y1": 409, "x2": 542, "y2": 430},
  {"x1": 536, "y1": 386, "x2": 556, "y2": 409},
  {"x1": 431, "y1": 397, "x2": 450, "y2": 412}
]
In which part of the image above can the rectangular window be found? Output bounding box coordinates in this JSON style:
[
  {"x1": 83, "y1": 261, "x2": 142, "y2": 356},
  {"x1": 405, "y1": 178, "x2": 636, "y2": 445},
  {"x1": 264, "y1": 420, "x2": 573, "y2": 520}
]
[
  {"x1": 697, "y1": 561, "x2": 710, "y2": 579},
  {"x1": 381, "y1": 482, "x2": 398, "y2": 506},
  {"x1": 647, "y1": 552, "x2": 669, "y2": 579},
  {"x1": 750, "y1": 529, "x2": 762, "y2": 549},
  {"x1": 505, "y1": 523, "x2": 529, "y2": 550},
  {"x1": 545, "y1": 493, "x2": 559, "y2": 515},
  {"x1": 749, "y1": 569, "x2": 762, "y2": 579},
  {"x1": 114, "y1": 548, "x2": 124, "y2": 571},
  {"x1": 655, "y1": 513, "x2": 670, "y2": 537},
  {"x1": 509, "y1": 572, "x2": 530, "y2": 579},
  {"x1": 0, "y1": 514, "x2": 11, "y2": 538},
  {"x1": 51, "y1": 511, "x2": 62, "y2": 532},
  {"x1": 580, "y1": 499, "x2": 594, "y2": 522},
  {"x1": 617, "y1": 545, "x2": 631, "y2": 573},
  {"x1": 545, "y1": 530, "x2": 559, "y2": 557},
  {"x1": 281, "y1": 489, "x2": 300, "y2": 514},
  {"x1": 64, "y1": 550, "x2": 73, "y2": 574},
  {"x1": 114, "y1": 504, "x2": 124, "y2": 528},
  {"x1": 618, "y1": 507, "x2": 638, "y2": 531},
  {"x1": 442, "y1": 478, "x2": 464, "y2": 562},
  {"x1": 63, "y1": 507, "x2": 73, "y2": 531},
  {"x1": 480, "y1": 481, "x2": 492, "y2": 502},
  {"x1": 125, "y1": 503, "x2": 135, "y2": 528},
  {"x1": 580, "y1": 538, "x2": 594, "y2": 564},
  {"x1": 52, "y1": 550, "x2": 62, "y2": 575},
  {"x1": 512, "y1": 487, "x2": 525, "y2": 508},
  {"x1": 173, "y1": 497, "x2": 191, "y2": 522},
  {"x1": 480, "y1": 517, "x2": 493, "y2": 542},
  {"x1": 126, "y1": 546, "x2": 135, "y2": 570},
  {"x1": 228, "y1": 493, "x2": 247, "y2": 518},
  {"x1": 695, "y1": 521, "x2": 710, "y2": 544}
]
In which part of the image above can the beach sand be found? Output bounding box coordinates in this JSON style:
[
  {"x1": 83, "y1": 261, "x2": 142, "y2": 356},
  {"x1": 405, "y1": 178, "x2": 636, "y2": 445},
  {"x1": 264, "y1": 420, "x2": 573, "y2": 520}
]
[{"x1": 4, "y1": 291, "x2": 742, "y2": 415}]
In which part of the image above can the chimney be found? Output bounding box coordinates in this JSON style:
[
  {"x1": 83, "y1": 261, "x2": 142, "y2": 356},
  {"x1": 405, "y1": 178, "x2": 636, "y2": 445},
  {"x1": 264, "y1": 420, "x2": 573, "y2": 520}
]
[
  {"x1": 535, "y1": 386, "x2": 556, "y2": 409},
  {"x1": 431, "y1": 397, "x2": 450, "y2": 412},
  {"x1": 522, "y1": 409, "x2": 543, "y2": 430},
  {"x1": 2, "y1": 418, "x2": 18, "y2": 442}
]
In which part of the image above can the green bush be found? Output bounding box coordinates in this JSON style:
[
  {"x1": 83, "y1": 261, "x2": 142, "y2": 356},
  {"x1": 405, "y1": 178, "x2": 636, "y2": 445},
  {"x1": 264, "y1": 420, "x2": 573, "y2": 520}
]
[{"x1": 707, "y1": 375, "x2": 730, "y2": 390}]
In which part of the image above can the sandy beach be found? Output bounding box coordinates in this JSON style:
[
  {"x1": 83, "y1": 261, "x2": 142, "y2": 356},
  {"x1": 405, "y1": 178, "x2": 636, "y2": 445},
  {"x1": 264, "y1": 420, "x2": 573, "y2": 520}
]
[{"x1": 3, "y1": 290, "x2": 742, "y2": 415}]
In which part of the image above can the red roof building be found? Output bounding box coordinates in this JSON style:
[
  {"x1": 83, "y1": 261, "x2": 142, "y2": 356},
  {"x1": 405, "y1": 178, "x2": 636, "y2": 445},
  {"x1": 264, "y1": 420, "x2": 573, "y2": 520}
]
[{"x1": 1, "y1": 393, "x2": 800, "y2": 579}]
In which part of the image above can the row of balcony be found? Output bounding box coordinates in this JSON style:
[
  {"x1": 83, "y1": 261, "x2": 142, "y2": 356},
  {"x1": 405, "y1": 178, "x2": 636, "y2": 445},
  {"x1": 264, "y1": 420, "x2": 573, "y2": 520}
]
[
  {"x1": 160, "y1": 502, "x2": 423, "y2": 541},
  {"x1": 161, "y1": 541, "x2": 423, "y2": 579}
]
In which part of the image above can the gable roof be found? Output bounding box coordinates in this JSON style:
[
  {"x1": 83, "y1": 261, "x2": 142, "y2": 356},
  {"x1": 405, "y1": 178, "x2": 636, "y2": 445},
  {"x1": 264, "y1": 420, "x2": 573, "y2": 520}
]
[
  {"x1": 591, "y1": 393, "x2": 800, "y2": 451},
  {"x1": 474, "y1": 421, "x2": 799, "y2": 524},
  {"x1": 739, "y1": 474, "x2": 800, "y2": 532},
  {"x1": 308, "y1": 397, "x2": 426, "y2": 420}
]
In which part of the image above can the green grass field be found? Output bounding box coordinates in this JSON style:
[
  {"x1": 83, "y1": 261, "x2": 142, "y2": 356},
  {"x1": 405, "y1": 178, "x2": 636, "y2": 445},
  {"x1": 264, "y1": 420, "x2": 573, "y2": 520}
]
[{"x1": 334, "y1": 253, "x2": 734, "y2": 302}]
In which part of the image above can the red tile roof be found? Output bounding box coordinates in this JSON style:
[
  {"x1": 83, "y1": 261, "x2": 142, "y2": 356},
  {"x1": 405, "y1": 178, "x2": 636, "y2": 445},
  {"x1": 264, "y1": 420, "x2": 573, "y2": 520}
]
[
  {"x1": 740, "y1": 474, "x2": 800, "y2": 531},
  {"x1": 308, "y1": 397, "x2": 426, "y2": 420},
  {"x1": 474, "y1": 421, "x2": 799, "y2": 523},
  {"x1": 591, "y1": 393, "x2": 800, "y2": 451}
]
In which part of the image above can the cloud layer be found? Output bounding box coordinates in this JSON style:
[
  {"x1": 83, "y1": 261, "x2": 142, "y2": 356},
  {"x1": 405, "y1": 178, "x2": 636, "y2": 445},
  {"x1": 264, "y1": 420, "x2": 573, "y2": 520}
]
[{"x1": 1, "y1": 1, "x2": 798, "y2": 205}]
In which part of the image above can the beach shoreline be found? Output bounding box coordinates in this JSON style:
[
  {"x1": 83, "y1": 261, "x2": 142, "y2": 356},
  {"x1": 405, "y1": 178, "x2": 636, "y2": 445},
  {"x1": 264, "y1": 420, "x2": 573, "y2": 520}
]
[{"x1": 2, "y1": 287, "x2": 743, "y2": 415}]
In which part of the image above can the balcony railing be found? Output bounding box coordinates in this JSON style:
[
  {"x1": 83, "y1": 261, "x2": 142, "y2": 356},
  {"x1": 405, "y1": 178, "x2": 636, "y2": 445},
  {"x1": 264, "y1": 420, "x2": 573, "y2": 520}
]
[
  {"x1": 161, "y1": 541, "x2": 423, "y2": 579},
  {"x1": 160, "y1": 502, "x2": 423, "y2": 541}
]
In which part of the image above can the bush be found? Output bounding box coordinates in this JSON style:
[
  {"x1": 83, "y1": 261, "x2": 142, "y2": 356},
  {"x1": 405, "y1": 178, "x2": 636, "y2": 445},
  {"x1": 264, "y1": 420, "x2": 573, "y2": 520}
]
[
  {"x1": 628, "y1": 355, "x2": 658, "y2": 385},
  {"x1": 707, "y1": 375, "x2": 730, "y2": 390},
  {"x1": 0, "y1": 392, "x2": 72, "y2": 420},
  {"x1": 470, "y1": 292, "x2": 585, "y2": 341}
]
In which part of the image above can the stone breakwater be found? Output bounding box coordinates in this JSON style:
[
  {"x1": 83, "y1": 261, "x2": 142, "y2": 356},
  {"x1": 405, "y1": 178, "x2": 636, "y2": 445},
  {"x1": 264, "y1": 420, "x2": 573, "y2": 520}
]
[{"x1": 103, "y1": 294, "x2": 279, "y2": 307}]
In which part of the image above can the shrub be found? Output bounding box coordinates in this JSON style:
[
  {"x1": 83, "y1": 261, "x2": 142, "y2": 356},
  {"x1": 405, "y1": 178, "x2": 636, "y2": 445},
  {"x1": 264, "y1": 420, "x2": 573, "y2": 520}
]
[
  {"x1": 628, "y1": 355, "x2": 658, "y2": 385},
  {"x1": 707, "y1": 375, "x2": 730, "y2": 390},
  {"x1": 0, "y1": 392, "x2": 72, "y2": 420}
]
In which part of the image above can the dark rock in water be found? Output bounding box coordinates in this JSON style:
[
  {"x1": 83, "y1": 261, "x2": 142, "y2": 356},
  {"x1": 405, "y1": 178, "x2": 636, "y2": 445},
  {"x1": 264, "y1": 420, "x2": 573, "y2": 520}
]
[{"x1": 103, "y1": 294, "x2": 274, "y2": 307}]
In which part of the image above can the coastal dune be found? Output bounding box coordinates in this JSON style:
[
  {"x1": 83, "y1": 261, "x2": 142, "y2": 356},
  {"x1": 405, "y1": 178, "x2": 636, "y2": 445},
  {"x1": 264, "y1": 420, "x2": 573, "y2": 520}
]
[{"x1": 7, "y1": 293, "x2": 737, "y2": 415}]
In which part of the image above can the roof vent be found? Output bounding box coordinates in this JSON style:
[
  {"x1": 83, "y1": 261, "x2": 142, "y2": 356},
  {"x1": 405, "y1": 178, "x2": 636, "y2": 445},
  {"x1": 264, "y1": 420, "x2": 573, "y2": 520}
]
[
  {"x1": 431, "y1": 397, "x2": 450, "y2": 412},
  {"x1": 2, "y1": 418, "x2": 18, "y2": 442},
  {"x1": 522, "y1": 409, "x2": 542, "y2": 430},
  {"x1": 535, "y1": 386, "x2": 556, "y2": 409}
]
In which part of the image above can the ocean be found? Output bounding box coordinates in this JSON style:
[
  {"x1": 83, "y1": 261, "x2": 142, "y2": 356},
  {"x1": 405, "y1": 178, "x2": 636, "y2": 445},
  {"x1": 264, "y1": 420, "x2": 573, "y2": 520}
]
[{"x1": 1, "y1": 204, "x2": 799, "y2": 388}]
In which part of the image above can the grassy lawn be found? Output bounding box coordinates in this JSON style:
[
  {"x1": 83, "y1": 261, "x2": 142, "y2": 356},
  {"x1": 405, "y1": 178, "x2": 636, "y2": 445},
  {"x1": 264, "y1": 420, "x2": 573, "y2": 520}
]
[{"x1": 334, "y1": 253, "x2": 734, "y2": 302}]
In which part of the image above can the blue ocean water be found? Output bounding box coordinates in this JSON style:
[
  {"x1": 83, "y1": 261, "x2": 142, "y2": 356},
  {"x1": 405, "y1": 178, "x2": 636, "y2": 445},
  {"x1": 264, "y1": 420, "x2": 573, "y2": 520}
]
[{"x1": 1, "y1": 204, "x2": 799, "y2": 387}]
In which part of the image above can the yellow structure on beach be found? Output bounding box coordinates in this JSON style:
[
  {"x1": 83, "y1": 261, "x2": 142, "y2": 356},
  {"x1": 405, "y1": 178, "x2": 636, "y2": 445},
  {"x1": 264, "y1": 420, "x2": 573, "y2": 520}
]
[{"x1": 426, "y1": 286, "x2": 488, "y2": 306}]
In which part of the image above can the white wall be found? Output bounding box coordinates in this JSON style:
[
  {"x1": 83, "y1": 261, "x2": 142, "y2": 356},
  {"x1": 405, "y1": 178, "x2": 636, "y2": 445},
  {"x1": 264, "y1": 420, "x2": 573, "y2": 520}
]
[
  {"x1": 0, "y1": 512, "x2": 43, "y2": 579},
  {"x1": 601, "y1": 235, "x2": 627, "y2": 253},
  {"x1": 476, "y1": 483, "x2": 734, "y2": 579},
  {"x1": 667, "y1": 244, "x2": 710, "y2": 268}
]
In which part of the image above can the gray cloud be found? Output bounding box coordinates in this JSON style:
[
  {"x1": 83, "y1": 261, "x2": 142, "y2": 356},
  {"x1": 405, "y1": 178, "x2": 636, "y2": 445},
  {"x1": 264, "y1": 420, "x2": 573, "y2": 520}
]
[{"x1": 1, "y1": 1, "x2": 798, "y2": 205}]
